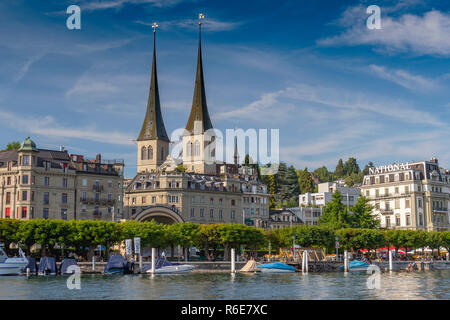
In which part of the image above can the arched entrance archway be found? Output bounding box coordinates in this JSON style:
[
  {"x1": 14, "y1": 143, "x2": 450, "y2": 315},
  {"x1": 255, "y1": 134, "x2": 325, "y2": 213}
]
[{"x1": 132, "y1": 205, "x2": 184, "y2": 225}]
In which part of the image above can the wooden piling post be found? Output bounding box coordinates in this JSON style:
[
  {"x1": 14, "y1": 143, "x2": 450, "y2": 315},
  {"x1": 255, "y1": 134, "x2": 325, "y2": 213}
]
[
  {"x1": 151, "y1": 248, "x2": 156, "y2": 274},
  {"x1": 231, "y1": 248, "x2": 236, "y2": 273}
]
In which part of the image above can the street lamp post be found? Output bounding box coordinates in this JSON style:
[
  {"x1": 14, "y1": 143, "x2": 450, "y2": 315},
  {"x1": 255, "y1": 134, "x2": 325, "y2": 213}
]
[{"x1": 335, "y1": 235, "x2": 340, "y2": 262}]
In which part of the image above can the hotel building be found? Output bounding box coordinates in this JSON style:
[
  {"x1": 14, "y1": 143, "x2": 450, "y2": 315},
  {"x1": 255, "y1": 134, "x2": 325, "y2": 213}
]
[
  {"x1": 124, "y1": 21, "x2": 269, "y2": 225},
  {"x1": 294, "y1": 182, "x2": 361, "y2": 225},
  {"x1": 360, "y1": 158, "x2": 449, "y2": 231},
  {"x1": 0, "y1": 138, "x2": 124, "y2": 221}
]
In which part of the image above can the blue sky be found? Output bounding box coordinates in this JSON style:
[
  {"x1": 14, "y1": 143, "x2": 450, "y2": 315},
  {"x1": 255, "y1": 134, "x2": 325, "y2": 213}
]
[{"x1": 0, "y1": 0, "x2": 449, "y2": 178}]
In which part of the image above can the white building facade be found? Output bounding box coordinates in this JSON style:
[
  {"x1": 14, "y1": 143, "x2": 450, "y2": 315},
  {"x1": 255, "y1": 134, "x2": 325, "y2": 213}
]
[{"x1": 360, "y1": 158, "x2": 449, "y2": 231}]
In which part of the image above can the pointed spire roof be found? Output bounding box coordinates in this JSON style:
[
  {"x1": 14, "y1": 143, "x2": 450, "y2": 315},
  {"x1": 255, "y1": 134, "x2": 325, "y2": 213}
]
[
  {"x1": 138, "y1": 26, "x2": 169, "y2": 142},
  {"x1": 185, "y1": 16, "x2": 213, "y2": 134},
  {"x1": 234, "y1": 135, "x2": 239, "y2": 165}
]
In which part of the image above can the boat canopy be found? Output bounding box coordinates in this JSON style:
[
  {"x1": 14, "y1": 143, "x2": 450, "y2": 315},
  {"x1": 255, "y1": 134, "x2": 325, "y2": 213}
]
[
  {"x1": 60, "y1": 258, "x2": 78, "y2": 274},
  {"x1": 256, "y1": 262, "x2": 296, "y2": 271},
  {"x1": 104, "y1": 255, "x2": 130, "y2": 273},
  {"x1": 0, "y1": 249, "x2": 7, "y2": 264},
  {"x1": 240, "y1": 259, "x2": 258, "y2": 272},
  {"x1": 38, "y1": 257, "x2": 57, "y2": 274},
  {"x1": 339, "y1": 260, "x2": 370, "y2": 270},
  {"x1": 25, "y1": 257, "x2": 38, "y2": 274}
]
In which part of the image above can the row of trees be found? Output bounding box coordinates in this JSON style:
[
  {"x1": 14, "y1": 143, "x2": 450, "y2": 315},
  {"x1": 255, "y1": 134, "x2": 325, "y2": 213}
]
[
  {"x1": 265, "y1": 226, "x2": 450, "y2": 256},
  {"x1": 1, "y1": 219, "x2": 449, "y2": 259},
  {"x1": 0, "y1": 219, "x2": 266, "y2": 260}
]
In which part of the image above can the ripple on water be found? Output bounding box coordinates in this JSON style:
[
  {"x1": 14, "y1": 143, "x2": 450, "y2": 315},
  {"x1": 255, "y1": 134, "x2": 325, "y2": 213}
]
[{"x1": 0, "y1": 270, "x2": 448, "y2": 300}]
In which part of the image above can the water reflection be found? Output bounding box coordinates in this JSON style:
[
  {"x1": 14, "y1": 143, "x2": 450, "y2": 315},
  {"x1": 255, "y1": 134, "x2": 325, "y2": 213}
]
[{"x1": 0, "y1": 270, "x2": 448, "y2": 300}]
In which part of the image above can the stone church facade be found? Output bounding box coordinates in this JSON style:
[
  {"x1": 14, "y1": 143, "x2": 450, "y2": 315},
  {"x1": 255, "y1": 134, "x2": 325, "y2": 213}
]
[{"x1": 124, "y1": 23, "x2": 269, "y2": 227}]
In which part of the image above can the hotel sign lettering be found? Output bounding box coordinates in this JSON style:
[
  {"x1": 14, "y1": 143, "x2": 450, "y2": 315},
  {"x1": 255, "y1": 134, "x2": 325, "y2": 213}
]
[{"x1": 368, "y1": 163, "x2": 411, "y2": 175}]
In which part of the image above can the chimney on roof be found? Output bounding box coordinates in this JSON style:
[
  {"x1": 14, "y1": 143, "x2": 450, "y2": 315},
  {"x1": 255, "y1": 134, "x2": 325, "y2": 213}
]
[
  {"x1": 430, "y1": 157, "x2": 438, "y2": 164},
  {"x1": 96, "y1": 154, "x2": 101, "y2": 163}
]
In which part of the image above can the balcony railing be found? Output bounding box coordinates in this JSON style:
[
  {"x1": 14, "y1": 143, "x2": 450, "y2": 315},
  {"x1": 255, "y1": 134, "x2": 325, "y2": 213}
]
[
  {"x1": 92, "y1": 184, "x2": 104, "y2": 192},
  {"x1": 80, "y1": 197, "x2": 115, "y2": 206},
  {"x1": 379, "y1": 209, "x2": 393, "y2": 215},
  {"x1": 433, "y1": 207, "x2": 448, "y2": 213},
  {"x1": 93, "y1": 211, "x2": 102, "y2": 218}
]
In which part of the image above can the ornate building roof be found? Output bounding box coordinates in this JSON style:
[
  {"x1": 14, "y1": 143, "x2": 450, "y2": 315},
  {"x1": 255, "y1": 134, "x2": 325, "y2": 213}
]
[{"x1": 137, "y1": 29, "x2": 169, "y2": 142}]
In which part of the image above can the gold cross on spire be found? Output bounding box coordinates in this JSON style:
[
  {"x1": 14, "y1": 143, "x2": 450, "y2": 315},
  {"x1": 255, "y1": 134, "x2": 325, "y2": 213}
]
[
  {"x1": 152, "y1": 22, "x2": 159, "y2": 33},
  {"x1": 198, "y1": 13, "x2": 205, "y2": 25}
]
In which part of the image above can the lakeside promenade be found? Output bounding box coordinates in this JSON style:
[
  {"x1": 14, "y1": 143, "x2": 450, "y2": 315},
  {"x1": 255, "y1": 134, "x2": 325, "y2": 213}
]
[{"x1": 27, "y1": 260, "x2": 450, "y2": 274}]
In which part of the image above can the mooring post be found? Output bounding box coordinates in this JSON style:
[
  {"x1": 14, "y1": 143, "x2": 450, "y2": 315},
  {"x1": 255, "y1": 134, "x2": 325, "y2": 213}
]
[
  {"x1": 301, "y1": 251, "x2": 305, "y2": 273},
  {"x1": 151, "y1": 248, "x2": 156, "y2": 274},
  {"x1": 139, "y1": 255, "x2": 143, "y2": 271},
  {"x1": 344, "y1": 250, "x2": 349, "y2": 272},
  {"x1": 305, "y1": 250, "x2": 309, "y2": 273},
  {"x1": 92, "y1": 256, "x2": 95, "y2": 271},
  {"x1": 26, "y1": 267, "x2": 30, "y2": 277},
  {"x1": 389, "y1": 249, "x2": 393, "y2": 271},
  {"x1": 231, "y1": 248, "x2": 236, "y2": 273}
]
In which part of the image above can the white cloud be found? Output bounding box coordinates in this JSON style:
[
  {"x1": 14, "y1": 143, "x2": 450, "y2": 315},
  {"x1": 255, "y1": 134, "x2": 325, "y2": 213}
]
[
  {"x1": 368, "y1": 64, "x2": 437, "y2": 91},
  {"x1": 0, "y1": 109, "x2": 134, "y2": 146},
  {"x1": 318, "y1": 9, "x2": 450, "y2": 56}
]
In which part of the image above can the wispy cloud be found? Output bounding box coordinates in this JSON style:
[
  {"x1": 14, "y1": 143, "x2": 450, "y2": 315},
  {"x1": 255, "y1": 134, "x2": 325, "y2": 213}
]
[
  {"x1": 318, "y1": 9, "x2": 450, "y2": 56},
  {"x1": 78, "y1": 0, "x2": 185, "y2": 11},
  {"x1": 136, "y1": 18, "x2": 244, "y2": 32},
  {"x1": 214, "y1": 83, "x2": 445, "y2": 127},
  {"x1": 368, "y1": 64, "x2": 438, "y2": 91},
  {"x1": 0, "y1": 109, "x2": 134, "y2": 146}
]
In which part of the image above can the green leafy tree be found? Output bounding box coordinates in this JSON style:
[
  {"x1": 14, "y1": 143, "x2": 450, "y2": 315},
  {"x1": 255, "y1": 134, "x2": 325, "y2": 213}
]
[
  {"x1": 0, "y1": 219, "x2": 20, "y2": 254},
  {"x1": 318, "y1": 191, "x2": 352, "y2": 229},
  {"x1": 343, "y1": 157, "x2": 360, "y2": 176},
  {"x1": 334, "y1": 159, "x2": 345, "y2": 178},
  {"x1": 313, "y1": 166, "x2": 334, "y2": 183},
  {"x1": 297, "y1": 168, "x2": 316, "y2": 194},
  {"x1": 5, "y1": 141, "x2": 21, "y2": 151},
  {"x1": 350, "y1": 196, "x2": 379, "y2": 228},
  {"x1": 196, "y1": 224, "x2": 222, "y2": 260}
]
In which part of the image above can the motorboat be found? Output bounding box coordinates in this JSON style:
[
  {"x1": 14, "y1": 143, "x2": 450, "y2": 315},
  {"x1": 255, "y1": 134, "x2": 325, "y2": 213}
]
[
  {"x1": 145, "y1": 255, "x2": 195, "y2": 274},
  {"x1": 104, "y1": 255, "x2": 132, "y2": 275},
  {"x1": 59, "y1": 258, "x2": 78, "y2": 275},
  {"x1": 256, "y1": 262, "x2": 296, "y2": 273},
  {"x1": 38, "y1": 257, "x2": 57, "y2": 276},
  {"x1": 339, "y1": 260, "x2": 370, "y2": 272},
  {"x1": 0, "y1": 248, "x2": 28, "y2": 276}
]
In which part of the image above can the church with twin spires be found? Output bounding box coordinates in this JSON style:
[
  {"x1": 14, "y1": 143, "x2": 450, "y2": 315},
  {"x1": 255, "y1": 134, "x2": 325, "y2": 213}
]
[{"x1": 124, "y1": 16, "x2": 269, "y2": 227}]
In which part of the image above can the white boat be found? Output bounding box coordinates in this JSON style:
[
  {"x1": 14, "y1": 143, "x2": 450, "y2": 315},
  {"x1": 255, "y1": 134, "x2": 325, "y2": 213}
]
[
  {"x1": 0, "y1": 248, "x2": 28, "y2": 276},
  {"x1": 145, "y1": 256, "x2": 195, "y2": 274},
  {"x1": 256, "y1": 262, "x2": 296, "y2": 273}
]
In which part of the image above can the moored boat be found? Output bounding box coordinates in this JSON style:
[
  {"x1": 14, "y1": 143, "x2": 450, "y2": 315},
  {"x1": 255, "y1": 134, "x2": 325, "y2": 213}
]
[
  {"x1": 38, "y1": 257, "x2": 57, "y2": 276},
  {"x1": 339, "y1": 260, "x2": 370, "y2": 272},
  {"x1": 59, "y1": 258, "x2": 78, "y2": 275},
  {"x1": 104, "y1": 255, "x2": 132, "y2": 275},
  {"x1": 0, "y1": 248, "x2": 28, "y2": 276},
  {"x1": 256, "y1": 262, "x2": 296, "y2": 273},
  {"x1": 145, "y1": 256, "x2": 195, "y2": 274}
]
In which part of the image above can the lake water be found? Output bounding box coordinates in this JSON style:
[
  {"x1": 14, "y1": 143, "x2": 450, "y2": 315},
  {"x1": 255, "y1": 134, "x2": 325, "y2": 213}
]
[{"x1": 0, "y1": 270, "x2": 448, "y2": 300}]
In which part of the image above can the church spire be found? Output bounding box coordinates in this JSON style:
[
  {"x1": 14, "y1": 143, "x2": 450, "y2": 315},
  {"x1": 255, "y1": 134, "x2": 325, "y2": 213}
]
[
  {"x1": 137, "y1": 22, "x2": 169, "y2": 142},
  {"x1": 185, "y1": 13, "x2": 213, "y2": 134}
]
